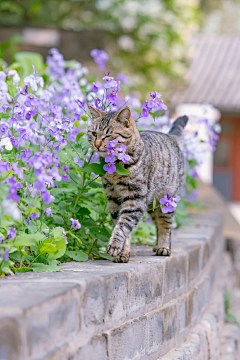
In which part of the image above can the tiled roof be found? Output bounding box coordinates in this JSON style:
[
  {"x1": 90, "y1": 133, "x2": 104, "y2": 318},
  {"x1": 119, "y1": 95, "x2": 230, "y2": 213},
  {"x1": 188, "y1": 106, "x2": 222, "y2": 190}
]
[{"x1": 172, "y1": 35, "x2": 240, "y2": 113}]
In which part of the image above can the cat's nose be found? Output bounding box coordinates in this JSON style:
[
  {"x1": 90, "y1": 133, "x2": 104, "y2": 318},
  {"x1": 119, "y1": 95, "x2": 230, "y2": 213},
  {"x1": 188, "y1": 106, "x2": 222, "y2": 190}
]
[{"x1": 95, "y1": 140, "x2": 101, "y2": 149}]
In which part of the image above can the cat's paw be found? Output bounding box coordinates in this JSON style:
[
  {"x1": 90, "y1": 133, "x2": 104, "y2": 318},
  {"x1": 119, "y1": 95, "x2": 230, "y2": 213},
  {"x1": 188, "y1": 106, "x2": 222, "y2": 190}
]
[
  {"x1": 153, "y1": 245, "x2": 157, "y2": 252},
  {"x1": 107, "y1": 239, "x2": 124, "y2": 257},
  {"x1": 155, "y1": 247, "x2": 171, "y2": 256},
  {"x1": 113, "y1": 252, "x2": 130, "y2": 263}
]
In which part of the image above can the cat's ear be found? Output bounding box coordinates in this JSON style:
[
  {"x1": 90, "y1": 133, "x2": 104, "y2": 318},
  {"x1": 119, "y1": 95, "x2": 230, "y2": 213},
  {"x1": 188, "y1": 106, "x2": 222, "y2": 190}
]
[
  {"x1": 116, "y1": 107, "x2": 131, "y2": 127},
  {"x1": 88, "y1": 105, "x2": 104, "y2": 121}
]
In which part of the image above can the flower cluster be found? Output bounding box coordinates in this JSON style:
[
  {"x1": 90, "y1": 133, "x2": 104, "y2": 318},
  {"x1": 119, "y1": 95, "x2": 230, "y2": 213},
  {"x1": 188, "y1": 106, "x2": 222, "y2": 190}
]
[
  {"x1": 103, "y1": 139, "x2": 131, "y2": 174},
  {"x1": 141, "y1": 92, "x2": 168, "y2": 117},
  {"x1": 160, "y1": 194, "x2": 181, "y2": 213},
  {"x1": 90, "y1": 49, "x2": 109, "y2": 71},
  {"x1": 0, "y1": 46, "x2": 219, "y2": 275}
]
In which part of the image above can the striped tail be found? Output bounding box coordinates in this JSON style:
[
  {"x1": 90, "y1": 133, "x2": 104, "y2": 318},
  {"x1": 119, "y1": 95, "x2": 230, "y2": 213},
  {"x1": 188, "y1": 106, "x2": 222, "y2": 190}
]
[{"x1": 169, "y1": 115, "x2": 188, "y2": 137}]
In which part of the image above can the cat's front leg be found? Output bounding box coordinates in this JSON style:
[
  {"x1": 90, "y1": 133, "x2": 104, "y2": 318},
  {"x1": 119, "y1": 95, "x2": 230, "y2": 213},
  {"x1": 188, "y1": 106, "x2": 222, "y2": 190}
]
[{"x1": 107, "y1": 200, "x2": 146, "y2": 257}]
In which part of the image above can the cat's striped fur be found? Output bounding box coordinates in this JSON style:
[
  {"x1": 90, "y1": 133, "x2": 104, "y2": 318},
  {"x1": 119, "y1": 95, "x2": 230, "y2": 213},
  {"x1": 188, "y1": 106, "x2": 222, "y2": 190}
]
[{"x1": 88, "y1": 106, "x2": 188, "y2": 263}]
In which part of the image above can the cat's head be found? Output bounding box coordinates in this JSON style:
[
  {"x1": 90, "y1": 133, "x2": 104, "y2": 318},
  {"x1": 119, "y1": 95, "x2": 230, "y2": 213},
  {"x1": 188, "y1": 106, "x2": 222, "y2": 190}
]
[{"x1": 87, "y1": 106, "x2": 138, "y2": 157}]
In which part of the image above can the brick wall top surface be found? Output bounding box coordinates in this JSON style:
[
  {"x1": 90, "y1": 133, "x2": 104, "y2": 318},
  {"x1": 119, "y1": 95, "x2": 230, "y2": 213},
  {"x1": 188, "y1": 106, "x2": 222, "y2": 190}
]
[{"x1": 0, "y1": 212, "x2": 224, "y2": 360}]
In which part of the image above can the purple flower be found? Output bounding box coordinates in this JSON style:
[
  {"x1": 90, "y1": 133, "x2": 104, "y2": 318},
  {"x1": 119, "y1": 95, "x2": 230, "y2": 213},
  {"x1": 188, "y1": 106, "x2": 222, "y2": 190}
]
[
  {"x1": 4, "y1": 247, "x2": 9, "y2": 261},
  {"x1": 31, "y1": 212, "x2": 40, "y2": 220},
  {"x1": 186, "y1": 189, "x2": 199, "y2": 203},
  {"x1": 106, "y1": 139, "x2": 118, "y2": 154},
  {"x1": 5, "y1": 227, "x2": 17, "y2": 240},
  {"x1": 42, "y1": 191, "x2": 55, "y2": 204},
  {"x1": 150, "y1": 91, "x2": 162, "y2": 99},
  {"x1": 62, "y1": 174, "x2": 70, "y2": 182},
  {"x1": 33, "y1": 180, "x2": 46, "y2": 192},
  {"x1": 90, "y1": 49, "x2": 109, "y2": 71},
  {"x1": 160, "y1": 193, "x2": 181, "y2": 213},
  {"x1": 105, "y1": 154, "x2": 115, "y2": 163},
  {"x1": 0, "y1": 103, "x2": 10, "y2": 114},
  {"x1": 107, "y1": 90, "x2": 118, "y2": 103},
  {"x1": 44, "y1": 208, "x2": 53, "y2": 217},
  {"x1": 24, "y1": 66, "x2": 44, "y2": 91},
  {"x1": 6, "y1": 185, "x2": 19, "y2": 202},
  {"x1": 116, "y1": 73, "x2": 129, "y2": 84},
  {"x1": 70, "y1": 218, "x2": 81, "y2": 230},
  {"x1": 117, "y1": 152, "x2": 131, "y2": 162},
  {"x1": 103, "y1": 162, "x2": 116, "y2": 174},
  {"x1": 141, "y1": 107, "x2": 149, "y2": 117}
]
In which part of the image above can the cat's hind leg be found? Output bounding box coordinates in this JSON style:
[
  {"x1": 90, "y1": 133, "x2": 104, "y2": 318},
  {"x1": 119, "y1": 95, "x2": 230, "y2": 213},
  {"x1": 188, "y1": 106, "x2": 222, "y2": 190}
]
[{"x1": 148, "y1": 207, "x2": 174, "y2": 256}]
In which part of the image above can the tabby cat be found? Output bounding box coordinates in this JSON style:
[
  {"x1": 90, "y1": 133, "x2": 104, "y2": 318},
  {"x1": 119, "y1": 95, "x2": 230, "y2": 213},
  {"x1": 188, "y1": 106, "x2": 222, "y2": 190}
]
[{"x1": 87, "y1": 106, "x2": 188, "y2": 263}]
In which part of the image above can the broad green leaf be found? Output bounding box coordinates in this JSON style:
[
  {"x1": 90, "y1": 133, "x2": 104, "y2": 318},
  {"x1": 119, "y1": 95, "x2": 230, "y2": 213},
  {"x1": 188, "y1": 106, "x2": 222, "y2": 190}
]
[
  {"x1": 8, "y1": 232, "x2": 45, "y2": 246},
  {"x1": 14, "y1": 51, "x2": 44, "y2": 78},
  {"x1": 149, "y1": 111, "x2": 156, "y2": 121},
  {"x1": 32, "y1": 263, "x2": 63, "y2": 273},
  {"x1": 153, "y1": 197, "x2": 156, "y2": 211},
  {"x1": 53, "y1": 215, "x2": 64, "y2": 225},
  {"x1": 115, "y1": 163, "x2": 131, "y2": 175},
  {"x1": 80, "y1": 115, "x2": 88, "y2": 121},
  {"x1": 9, "y1": 250, "x2": 21, "y2": 261},
  {"x1": 65, "y1": 250, "x2": 88, "y2": 262},
  {"x1": 37, "y1": 236, "x2": 65, "y2": 255},
  {"x1": 76, "y1": 132, "x2": 86, "y2": 142},
  {"x1": 48, "y1": 248, "x2": 66, "y2": 260},
  {"x1": 53, "y1": 227, "x2": 64, "y2": 240},
  {"x1": 82, "y1": 163, "x2": 106, "y2": 176}
]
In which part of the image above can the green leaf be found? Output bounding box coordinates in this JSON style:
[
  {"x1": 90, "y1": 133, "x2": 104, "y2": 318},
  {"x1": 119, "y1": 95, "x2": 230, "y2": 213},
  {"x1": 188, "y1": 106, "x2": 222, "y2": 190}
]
[
  {"x1": 70, "y1": 171, "x2": 81, "y2": 186},
  {"x1": 14, "y1": 51, "x2": 44, "y2": 78},
  {"x1": 48, "y1": 248, "x2": 66, "y2": 260},
  {"x1": 153, "y1": 197, "x2": 156, "y2": 211},
  {"x1": 32, "y1": 263, "x2": 63, "y2": 273},
  {"x1": 115, "y1": 163, "x2": 131, "y2": 175},
  {"x1": 80, "y1": 138, "x2": 90, "y2": 153},
  {"x1": 69, "y1": 232, "x2": 82, "y2": 243},
  {"x1": 50, "y1": 188, "x2": 74, "y2": 196},
  {"x1": 8, "y1": 232, "x2": 45, "y2": 246},
  {"x1": 80, "y1": 115, "x2": 88, "y2": 121},
  {"x1": 149, "y1": 111, "x2": 156, "y2": 121},
  {"x1": 73, "y1": 121, "x2": 80, "y2": 128},
  {"x1": 82, "y1": 163, "x2": 106, "y2": 176},
  {"x1": 9, "y1": 250, "x2": 21, "y2": 261},
  {"x1": 76, "y1": 132, "x2": 85, "y2": 142},
  {"x1": 53, "y1": 215, "x2": 64, "y2": 225},
  {"x1": 98, "y1": 252, "x2": 113, "y2": 261},
  {"x1": 53, "y1": 227, "x2": 64, "y2": 240},
  {"x1": 7, "y1": 82, "x2": 17, "y2": 97},
  {"x1": 88, "y1": 181, "x2": 103, "y2": 188},
  {"x1": 65, "y1": 250, "x2": 88, "y2": 262},
  {"x1": 15, "y1": 267, "x2": 33, "y2": 273},
  {"x1": 37, "y1": 237, "x2": 65, "y2": 255}
]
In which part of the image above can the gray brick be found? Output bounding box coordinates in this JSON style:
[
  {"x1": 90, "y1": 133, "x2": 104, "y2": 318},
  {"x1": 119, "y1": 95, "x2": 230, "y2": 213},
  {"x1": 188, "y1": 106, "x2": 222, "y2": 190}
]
[
  {"x1": 107, "y1": 316, "x2": 148, "y2": 360},
  {"x1": 163, "y1": 253, "x2": 187, "y2": 304}
]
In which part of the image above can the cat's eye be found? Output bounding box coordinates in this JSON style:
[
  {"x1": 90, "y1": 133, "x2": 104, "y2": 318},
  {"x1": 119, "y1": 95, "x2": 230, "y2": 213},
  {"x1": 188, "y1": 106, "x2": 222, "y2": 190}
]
[
  {"x1": 102, "y1": 135, "x2": 111, "y2": 141},
  {"x1": 92, "y1": 132, "x2": 97, "y2": 137}
]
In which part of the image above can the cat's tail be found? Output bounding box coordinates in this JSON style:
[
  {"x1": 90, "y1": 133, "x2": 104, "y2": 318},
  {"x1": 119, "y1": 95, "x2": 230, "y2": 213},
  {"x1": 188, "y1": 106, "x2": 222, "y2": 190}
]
[{"x1": 168, "y1": 115, "x2": 188, "y2": 137}]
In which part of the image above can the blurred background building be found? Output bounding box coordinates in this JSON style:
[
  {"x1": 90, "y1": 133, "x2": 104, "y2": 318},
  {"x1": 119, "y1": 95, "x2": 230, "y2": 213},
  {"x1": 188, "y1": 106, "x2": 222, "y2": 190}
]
[{"x1": 0, "y1": 0, "x2": 240, "y2": 220}]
